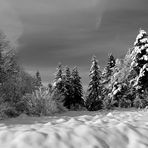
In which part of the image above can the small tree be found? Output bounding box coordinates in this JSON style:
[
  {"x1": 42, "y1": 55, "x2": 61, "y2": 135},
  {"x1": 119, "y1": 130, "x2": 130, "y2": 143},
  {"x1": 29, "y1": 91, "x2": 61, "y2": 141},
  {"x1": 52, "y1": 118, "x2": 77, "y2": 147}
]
[
  {"x1": 52, "y1": 63, "x2": 66, "y2": 106},
  {"x1": 85, "y1": 56, "x2": 104, "y2": 111}
]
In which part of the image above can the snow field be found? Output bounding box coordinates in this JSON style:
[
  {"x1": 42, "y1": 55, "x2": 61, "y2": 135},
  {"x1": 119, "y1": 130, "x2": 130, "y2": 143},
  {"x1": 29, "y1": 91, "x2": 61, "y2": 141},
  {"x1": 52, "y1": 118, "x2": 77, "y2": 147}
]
[{"x1": 0, "y1": 110, "x2": 148, "y2": 148}]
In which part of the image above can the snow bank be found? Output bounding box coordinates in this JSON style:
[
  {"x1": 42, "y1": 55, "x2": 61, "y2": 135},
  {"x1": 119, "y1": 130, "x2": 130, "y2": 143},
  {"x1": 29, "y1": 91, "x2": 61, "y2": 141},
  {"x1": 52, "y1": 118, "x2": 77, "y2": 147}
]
[{"x1": 0, "y1": 110, "x2": 148, "y2": 148}]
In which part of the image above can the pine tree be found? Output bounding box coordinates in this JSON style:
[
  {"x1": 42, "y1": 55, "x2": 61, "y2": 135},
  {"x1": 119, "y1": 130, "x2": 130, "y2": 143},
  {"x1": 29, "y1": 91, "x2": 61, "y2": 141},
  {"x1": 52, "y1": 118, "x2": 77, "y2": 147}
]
[
  {"x1": 55, "y1": 63, "x2": 63, "y2": 82},
  {"x1": 53, "y1": 63, "x2": 63, "y2": 91},
  {"x1": 53, "y1": 63, "x2": 63, "y2": 90},
  {"x1": 133, "y1": 29, "x2": 148, "y2": 93},
  {"x1": 85, "y1": 56, "x2": 104, "y2": 111},
  {"x1": 108, "y1": 53, "x2": 116, "y2": 68},
  {"x1": 35, "y1": 71, "x2": 42, "y2": 88},
  {"x1": 103, "y1": 53, "x2": 115, "y2": 84},
  {"x1": 71, "y1": 67, "x2": 84, "y2": 109},
  {"x1": 109, "y1": 29, "x2": 148, "y2": 108},
  {"x1": 52, "y1": 63, "x2": 66, "y2": 107}
]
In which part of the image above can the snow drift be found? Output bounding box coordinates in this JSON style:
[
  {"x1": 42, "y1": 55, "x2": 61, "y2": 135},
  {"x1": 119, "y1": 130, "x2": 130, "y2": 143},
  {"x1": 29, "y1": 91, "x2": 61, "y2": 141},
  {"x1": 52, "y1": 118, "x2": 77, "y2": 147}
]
[{"x1": 0, "y1": 110, "x2": 148, "y2": 148}]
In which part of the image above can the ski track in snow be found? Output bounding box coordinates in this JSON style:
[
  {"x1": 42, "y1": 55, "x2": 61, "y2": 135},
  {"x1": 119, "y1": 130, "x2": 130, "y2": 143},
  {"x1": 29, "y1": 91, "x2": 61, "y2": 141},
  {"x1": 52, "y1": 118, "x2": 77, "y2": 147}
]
[{"x1": 0, "y1": 110, "x2": 148, "y2": 148}]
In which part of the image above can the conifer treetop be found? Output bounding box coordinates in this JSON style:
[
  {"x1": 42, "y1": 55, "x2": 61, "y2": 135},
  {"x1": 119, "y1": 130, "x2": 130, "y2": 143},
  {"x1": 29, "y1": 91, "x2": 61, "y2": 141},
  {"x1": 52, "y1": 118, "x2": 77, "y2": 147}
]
[
  {"x1": 90, "y1": 56, "x2": 101, "y2": 77},
  {"x1": 65, "y1": 66, "x2": 71, "y2": 78},
  {"x1": 72, "y1": 66, "x2": 81, "y2": 80},
  {"x1": 129, "y1": 29, "x2": 148, "y2": 64},
  {"x1": 134, "y1": 29, "x2": 148, "y2": 47},
  {"x1": 55, "y1": 63, "x2": 63, "y2": 81},
  {"x1": 108, "y1": 53, "x2": 115, "y2": 68}
]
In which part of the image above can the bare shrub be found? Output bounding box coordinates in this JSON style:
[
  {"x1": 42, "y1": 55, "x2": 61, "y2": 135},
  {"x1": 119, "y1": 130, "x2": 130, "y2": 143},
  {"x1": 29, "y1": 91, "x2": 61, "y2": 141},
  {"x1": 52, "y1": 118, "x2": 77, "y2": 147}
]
[{"x1": 21, "y1": 88, "x2": 66, "y2": 116}]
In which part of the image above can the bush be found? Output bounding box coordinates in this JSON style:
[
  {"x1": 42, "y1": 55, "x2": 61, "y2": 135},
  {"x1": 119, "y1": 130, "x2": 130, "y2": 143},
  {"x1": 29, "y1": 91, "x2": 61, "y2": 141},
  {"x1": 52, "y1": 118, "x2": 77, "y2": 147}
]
[{"x1": 21, "y1": 88, "x2": 66, "y2": 116}]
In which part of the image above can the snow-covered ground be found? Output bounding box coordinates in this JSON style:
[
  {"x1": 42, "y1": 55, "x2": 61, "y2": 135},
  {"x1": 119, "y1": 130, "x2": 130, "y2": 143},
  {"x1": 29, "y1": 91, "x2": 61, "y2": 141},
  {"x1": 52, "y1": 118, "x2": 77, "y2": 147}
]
[{"x1": 0, "y1": 109, "x2": 148, "y2": 148}]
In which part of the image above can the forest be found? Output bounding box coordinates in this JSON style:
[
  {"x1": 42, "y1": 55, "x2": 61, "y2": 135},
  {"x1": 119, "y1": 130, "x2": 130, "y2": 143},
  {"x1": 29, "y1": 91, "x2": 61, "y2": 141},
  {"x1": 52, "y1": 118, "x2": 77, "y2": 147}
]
[{"x1": 0, "y1": 29, "x2": 148, "y2": 119}]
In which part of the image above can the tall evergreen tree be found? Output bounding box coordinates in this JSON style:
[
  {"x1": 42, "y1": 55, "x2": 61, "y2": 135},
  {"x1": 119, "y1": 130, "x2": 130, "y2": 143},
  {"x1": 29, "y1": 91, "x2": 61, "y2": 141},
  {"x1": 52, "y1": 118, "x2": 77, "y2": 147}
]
[
  {"x1": 52, "y1": 63, "x2": 66, "y2": 106},
  {"x1": 85, "y1": 56, "x2": 104, "y2": 111},
  {"x1": 55, "y1": 63, "x2": 63, "y2": 82},
  {"x1": 35, "y1": 71, "x2": 42, "y2": 88},
  {"x1": 133, "y1": 29, "x2": 148, "y2": 93},
  {"x1": 71, "y1": 67, "x2": 84, "y2": 109},
  {"x1": 103, "y1": 53, "x2": 116, "y2": 84},
  {"x1": 109, "y1": 29, "x2": 148, "y2": 108}
]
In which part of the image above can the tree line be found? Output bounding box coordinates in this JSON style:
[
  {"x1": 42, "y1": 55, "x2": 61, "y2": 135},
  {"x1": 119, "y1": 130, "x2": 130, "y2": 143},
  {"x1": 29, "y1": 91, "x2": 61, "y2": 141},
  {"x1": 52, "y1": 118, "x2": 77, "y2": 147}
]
[
  {"x1": 0, "y1": 29, "x2": 148, "y2": 118},
  {"x1": 49, "y1": 29, "x2": 148, "y2": 111}
]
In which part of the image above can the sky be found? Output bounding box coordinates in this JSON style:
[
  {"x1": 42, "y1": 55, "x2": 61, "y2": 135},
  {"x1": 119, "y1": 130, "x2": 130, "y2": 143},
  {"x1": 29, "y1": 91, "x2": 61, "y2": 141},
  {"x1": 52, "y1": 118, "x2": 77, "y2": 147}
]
[{"x1": 0, "y1": 0, "x2": 148, "y2": 88}]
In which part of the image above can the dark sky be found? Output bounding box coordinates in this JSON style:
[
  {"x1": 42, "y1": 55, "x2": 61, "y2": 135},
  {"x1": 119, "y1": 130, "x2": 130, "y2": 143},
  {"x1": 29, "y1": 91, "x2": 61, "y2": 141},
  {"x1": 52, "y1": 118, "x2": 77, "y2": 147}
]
[{"x1": 1, "y1": 0, "x2": 148, "y2": 88}]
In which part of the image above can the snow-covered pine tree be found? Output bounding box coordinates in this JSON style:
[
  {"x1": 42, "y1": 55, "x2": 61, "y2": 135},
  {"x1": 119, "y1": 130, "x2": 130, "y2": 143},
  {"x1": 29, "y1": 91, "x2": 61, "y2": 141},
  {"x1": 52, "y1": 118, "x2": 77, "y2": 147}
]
[
  {"x1": 102, "y1": 53, "x2": 116, "y2": 84},
  {"x1": 52, "y1": 63, "x2": 63, "y2": 90},
  {"x1": 52, "y1": 64, "x2": 67, "y2": 107},
  {"x1": 102, "y1": 66, "x2": 110, "y2": 83},
  {"x1": 85, "y1": 56, "x2": 104, "y2": 111},
  {"x1": 109, "y1": 29, "x2": 148, "y2": 108},
  {"x1": 55, "y1": 63, "x2": 63, "y2": 82},
  {"x1": 35, "y1": 71, "x2": 42, "y2": 88},
  {"x1": 53, "y1": 63, "x2": 64, "y2": 91},
  {"x1": 133, "y1": 29, "x2": 148, "y2": 93},
  {"x1": 102, "y1": 54, "x2": 116, "y2": 107},
  {"x1": 71, "y1": 67, "x2": 84, "y2": 109}
]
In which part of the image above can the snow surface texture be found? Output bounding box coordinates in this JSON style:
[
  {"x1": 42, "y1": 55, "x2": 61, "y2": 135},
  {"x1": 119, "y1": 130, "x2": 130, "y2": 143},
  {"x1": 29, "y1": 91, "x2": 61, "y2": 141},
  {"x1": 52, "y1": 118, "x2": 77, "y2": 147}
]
[{"x1": 0, "y1": 110, "x2": 148, "y2": 148}]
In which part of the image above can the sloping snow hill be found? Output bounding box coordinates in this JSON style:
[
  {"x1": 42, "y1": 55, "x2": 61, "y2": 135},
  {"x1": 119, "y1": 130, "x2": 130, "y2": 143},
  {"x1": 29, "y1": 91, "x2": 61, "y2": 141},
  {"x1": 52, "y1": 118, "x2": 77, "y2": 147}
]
[{"x1": 0, "y1": 110, "x2": 148, "y2": 148}]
